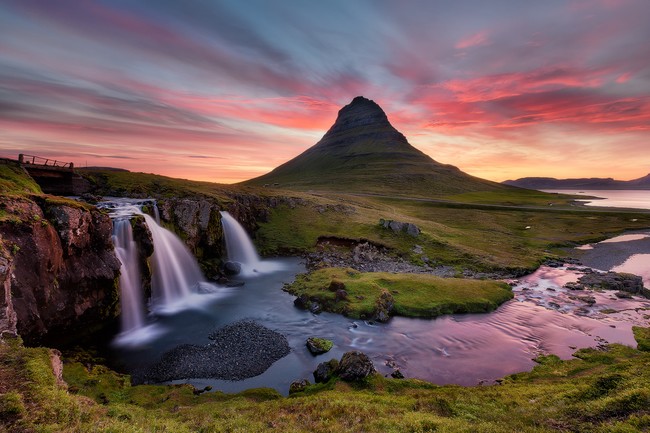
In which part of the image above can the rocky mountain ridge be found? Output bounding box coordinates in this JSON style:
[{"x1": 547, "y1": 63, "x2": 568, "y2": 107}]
[{"x1": 504, "y1": 174, "x2": 650, "y2": 190}]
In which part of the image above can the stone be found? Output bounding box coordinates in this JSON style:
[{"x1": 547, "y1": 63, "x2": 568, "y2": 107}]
[
  {"x1": 313, "y1": 359, "x2": 339, "y2": 383},
  {"x1": 328, "y1": 279, "x2": 345, "y2": 292},
  {"x1": 373, "y1": 289, "x2": 394, "y2": 322},
  {"x1": 223, "y1": 261, "x2": 242, "y2": 276},
  {"x1": 306, "y1": 337, "x2": 333, "y2": 355},
  {"x1": 289, "y1": 379, "x2": 310, "y2": 394},
  {"x1": 578, "y1": 271, "x2": 647, "y2": 297},
  {"x1": 335, "y1": 289, "x2": 348, "y2": 302},
  {"x1": 380, "y1": 219, "x2": 421, "y2": 237},
  {"x1": 391, "y1": 369, "x2": 404, "y2": 379},
  {"x1": 336, "y1": 351, "x2": 376, "y2": 381}
]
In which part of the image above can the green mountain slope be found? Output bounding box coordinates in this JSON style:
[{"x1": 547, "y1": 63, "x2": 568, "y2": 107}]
[{"x1": 244, "y1": 96, "x2": 511, "y2": 198}]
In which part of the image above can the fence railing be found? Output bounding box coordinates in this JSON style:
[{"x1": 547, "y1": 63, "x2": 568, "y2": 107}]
[{"x1": 18, "y1": 154, "x2": 74, "y2": 169}]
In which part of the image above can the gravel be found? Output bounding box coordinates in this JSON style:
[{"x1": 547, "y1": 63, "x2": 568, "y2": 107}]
[{"x1": 134, "y1": 320, "x2": 290, "y2": 384}]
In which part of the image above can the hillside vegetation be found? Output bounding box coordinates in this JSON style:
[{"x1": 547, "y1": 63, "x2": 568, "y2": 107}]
[{"x1": 1, "y1": 330, "x2": 649, "y2": 432}]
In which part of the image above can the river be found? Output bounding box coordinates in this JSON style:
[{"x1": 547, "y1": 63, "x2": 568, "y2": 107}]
[{"x1": 111, "y1": 192, "x2": 650, "y2": 394}]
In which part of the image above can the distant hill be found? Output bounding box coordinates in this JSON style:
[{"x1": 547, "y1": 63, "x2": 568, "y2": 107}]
[
  {"x1": 244, "y1": 96, "x2": 511, "y2": 198},
  {"x1": 503, "y1": 174, "x2": 650, "y2": 190}
]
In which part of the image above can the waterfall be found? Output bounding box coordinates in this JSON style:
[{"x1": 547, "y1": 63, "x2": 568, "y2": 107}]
[
  {"x1": 220, "y1": 211, "x2": 284, "y2": 276},
  {"x1": 103, "y1": 198, "x2": 220, "y2": 345},
  {"x1": 112, "y1": 218, "x2": 145, "y2": 332},
  {"x1": 143, "y1": 213, "x2": 206, "y2": 307}
]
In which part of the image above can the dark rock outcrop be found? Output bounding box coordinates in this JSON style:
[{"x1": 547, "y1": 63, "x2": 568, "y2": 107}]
[
  {"x1": 578, "y1": 271, "x2": 648, "y2": 298},
  {"x1": 336, "y1": 351, "x2": 377, "y2": 381},
  {"x1": 0, "y1": 197, "x2": 121, "y2": 344},
  {"x1": 313, "y1": 358, "x2": 339, "y2": 383},
  {"x1": 380, "y1": 219, "x2": 420, "y2": 237}
]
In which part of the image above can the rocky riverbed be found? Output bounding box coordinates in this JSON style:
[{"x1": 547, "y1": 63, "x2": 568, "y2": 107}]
[{"x1": 134, "y1": 321, "x2": 290, "y2": 384}]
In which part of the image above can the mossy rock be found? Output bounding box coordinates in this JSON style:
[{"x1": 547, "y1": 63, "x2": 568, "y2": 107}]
[{"x1": 306, "y1": 337, "x2": 333, "y2": 355}]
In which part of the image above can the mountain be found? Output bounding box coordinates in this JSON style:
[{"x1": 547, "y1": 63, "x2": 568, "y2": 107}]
[
  {"x1": 503, "y1": 174, "x2": 650, "y2": 190},
  {"x1": 244, "y1": 96, "x2": 509, "y2": 197}
]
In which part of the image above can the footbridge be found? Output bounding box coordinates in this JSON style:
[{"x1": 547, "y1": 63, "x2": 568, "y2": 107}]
[{"x1": 18, "y1": 154, "x2": 89, "y2": 195}]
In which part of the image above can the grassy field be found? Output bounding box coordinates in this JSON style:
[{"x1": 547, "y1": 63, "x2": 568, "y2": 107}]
[
  {"x1": 285, "y1": 268, "x2": 513, "y2": 319},
  {"x1": 1, "y1": 331, "x2": 649, "y2": 432},
  {"x1": 255, "y1": 190, "x2": 650, "y2": 272}
]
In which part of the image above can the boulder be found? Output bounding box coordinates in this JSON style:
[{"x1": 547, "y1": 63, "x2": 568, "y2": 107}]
[
  {"x1": 336, "y1": 351, "x2": 376, "y2": 381},
  {"x1": 373, "y1": 289, "x2": 394, "y2": 322},
  {"x1": 335, "y1": 289, "x2": 348, "y2": 302},
  {"x1": 223, "y1": 261, "x2": 242, "y2": 276},
  {"x1": 289, "y1": 379, "x2": 310, "y2": 394},
  {"x1": 306, "y1": 337, "x2": 333, "y2": 355},
  {"x1": 313, "y1": 358, "x2": 339, "y2": 383},
  {"x1": 380, "y1": 219, "x2": 420, "y2": 237}
]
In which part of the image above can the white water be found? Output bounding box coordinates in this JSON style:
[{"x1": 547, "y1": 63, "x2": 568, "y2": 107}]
[
  {"x1": 112, "y1": 219, "x2": 145, "y2": 332},
  {"x1": 220, "y1": 211, "x2": 284, "y2": 276},
  {"x1": 102, "y1": 198, "x2": 224, "y2": 346},
  {"x1": 144, "y1": 213, "x2": 207, "y2": 309}
]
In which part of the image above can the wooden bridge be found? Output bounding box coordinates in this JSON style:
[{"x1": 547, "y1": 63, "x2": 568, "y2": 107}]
[{"x1": 17, "y1": 154, "x2": 89, "y2": 195}]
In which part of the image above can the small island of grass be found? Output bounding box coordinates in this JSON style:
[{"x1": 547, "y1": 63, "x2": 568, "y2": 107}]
[{"x1": 286, "y1": 268, "x2": 513, "y2": 321}]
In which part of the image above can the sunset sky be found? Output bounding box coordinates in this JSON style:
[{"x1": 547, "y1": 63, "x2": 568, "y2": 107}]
[{"x1": 1, "y1": 0, "x2": 649, "y2": 184}]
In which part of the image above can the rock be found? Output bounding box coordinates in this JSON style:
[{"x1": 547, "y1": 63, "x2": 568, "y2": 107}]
[
  {"x1": 335, "y1": 289, "x2": 348, "y2": 302},
  {"x1": 313, "y1": 359, "x2": 339, "y2": 383},
  {"x1": 289, "y1": 379, "x2": 310, "y2": 394},
  {"x1": 578, "y1": 271, "x2": 647, "y2": 297},
  {"x1": 373, "y1": 290, "x2": 394, "y2": 322},
  {"x1": 223, "y1": 261, "x2": 242, "y2": 276},
  {"x1": 336, "y1": 351, "x2": 376, "y2": 381},
  {"x1": 328, "y1": 279, "x2": 345, "y2": 292},
  {"x1": 391, "y1": 369, "x2": 404, "y2": 379},
  {"x1": 309, "y1": 302, "x2": 322, "y2": 314},
  {"x1": 569, "y1": 295, "x2": 596, "y2": 305},
  {"x1": 380, "y1": 219, "x2": 420, "y2": 237},
  {"x1": 564, "y1": 282, "x2": 585, "y2": 291},
  {"x1": 293, "y1": 294, "x2": 310, "y2": 310},
  {"x1": 615, "y1": 291, "x2": 633, "y2": 299},
  {"x1": 306, "y1": 337, "x2": 333, "y2": 355},
  {"x1": 0, "y1": 197, "x2": 121, "y2": 345}
]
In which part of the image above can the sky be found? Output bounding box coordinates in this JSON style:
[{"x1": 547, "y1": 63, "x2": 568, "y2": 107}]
[{"x1": 1, "y1": 0, "x2": 649, "y2": 184}]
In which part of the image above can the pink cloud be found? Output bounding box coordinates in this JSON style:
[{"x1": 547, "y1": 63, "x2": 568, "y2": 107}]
[{"x1": 455, "y1": 31, "x2": 490, "y2": 49}]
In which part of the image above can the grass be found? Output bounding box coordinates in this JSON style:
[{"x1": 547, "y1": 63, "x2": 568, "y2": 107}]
[
  {"x1": 255, "y1": 191, "x2": 650, "y2": 272},
  {"x1": 2, "y1": 330, "x2": 650, "y2": 432},
  {"x1": 0, "y1": 163, "x2": 42, "y2": 196},
  {"x1": 285, "y1": 268, "x2": 513, "y2": 319}
]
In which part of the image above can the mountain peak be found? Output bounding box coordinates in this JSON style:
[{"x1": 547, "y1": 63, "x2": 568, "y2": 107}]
[
  {"x1": 328, "y1": 96, "x2": 389, "y2": 134},
  {"x1": 244, "y1": 97, "x2": 508, "y2": 197}
]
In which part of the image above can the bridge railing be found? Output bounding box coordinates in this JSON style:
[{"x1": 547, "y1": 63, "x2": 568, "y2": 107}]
[{"x1": 19, "y1": 154, "x2": 74, "y2": 169}]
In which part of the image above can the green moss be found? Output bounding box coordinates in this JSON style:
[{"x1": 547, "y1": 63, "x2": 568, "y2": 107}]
[
  {"x1": 286, "y1": 268, "x2": 513, "y2": 319},
  {"x1": 307, "y1": 337, "x2": 334, "y2": 354},
  {"x1": 0, "y1": 164, "x2": 42, "y2": 195},
  {"x1": 633, "y1": 326, "x2": 650, "y2": 351}
]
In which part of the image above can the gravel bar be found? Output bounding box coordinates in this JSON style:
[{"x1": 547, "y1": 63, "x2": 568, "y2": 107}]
[{"x1": 135, "y1": 320, "x2": 290, "y2": 384}]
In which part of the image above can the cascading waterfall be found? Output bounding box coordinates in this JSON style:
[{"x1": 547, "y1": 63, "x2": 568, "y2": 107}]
[
  {"x1": 143, "y1": 213, "x2": 206, "y2": 307},
  {"x1": 112, "y1": 218, "x2": 145, "y2": 332},
  {"x1": 220, "y1": 211, "x2": 284, "y2": 276},
  {"x1": 104, "y1": 198, "x2": 218, "y2": 345}
]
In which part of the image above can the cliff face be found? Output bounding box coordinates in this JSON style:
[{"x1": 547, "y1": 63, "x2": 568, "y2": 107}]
[{"x1": 0, "y1": 196, "x2": 121, "y2": 345}]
